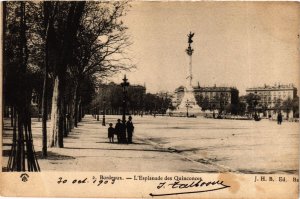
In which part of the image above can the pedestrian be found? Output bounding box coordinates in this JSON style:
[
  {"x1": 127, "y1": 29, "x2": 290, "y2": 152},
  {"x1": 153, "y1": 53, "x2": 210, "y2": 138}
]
[
  {"x1": 120, "y1": 121, "x2": 127, "y2": 143},
  {"x1": 108, "y1": 123, "x2": 114, "y2": 143},
  {"x1": 126, "y1": 116, "x2": 134, "y2": 144},
  {"x1": 115, "y1": 119, "x2": 122, "y2": 143},
  {"x1": 277, "y1": 112, "x2": 283, "y2": 125}
]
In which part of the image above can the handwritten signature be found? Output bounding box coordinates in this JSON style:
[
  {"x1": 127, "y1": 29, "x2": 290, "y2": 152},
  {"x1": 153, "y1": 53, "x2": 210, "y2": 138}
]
[{"x1": 150, "y1": 180, "x2": 230, "y2": 196}]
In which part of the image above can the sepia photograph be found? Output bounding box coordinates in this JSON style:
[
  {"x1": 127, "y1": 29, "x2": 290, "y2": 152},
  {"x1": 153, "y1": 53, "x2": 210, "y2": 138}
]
[{"x1": 1, "y1": 1, "x2": 299, "y2": 198}]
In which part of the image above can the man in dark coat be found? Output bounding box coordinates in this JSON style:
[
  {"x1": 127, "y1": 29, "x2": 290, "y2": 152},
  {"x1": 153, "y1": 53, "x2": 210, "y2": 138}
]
[
  {"x1": 120, "y1": 121, "x2": 127, "y2": 143},
  {"x1": 115, "y1": 119, "x2": 122, "y2": 143},
  {"x1": 277, "y1": 112, "x2": 283, "y2": 125},
  {"x1": 126, "y1": 116, "x2": 134, "y2": 144}
]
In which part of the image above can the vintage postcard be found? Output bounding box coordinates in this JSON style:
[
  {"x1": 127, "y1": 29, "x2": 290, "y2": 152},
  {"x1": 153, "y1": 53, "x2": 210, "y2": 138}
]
[{"x1": 1, "y1": 1, "x2": 299, "y2": 198}]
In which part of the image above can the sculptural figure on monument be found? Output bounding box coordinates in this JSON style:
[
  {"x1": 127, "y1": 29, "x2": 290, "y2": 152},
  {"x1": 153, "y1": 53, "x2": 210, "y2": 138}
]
[{"x1": 188, "y1": 32, "x2": 194, "y2": 44}]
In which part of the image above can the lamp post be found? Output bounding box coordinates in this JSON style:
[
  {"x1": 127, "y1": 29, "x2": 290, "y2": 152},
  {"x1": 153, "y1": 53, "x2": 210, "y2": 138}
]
[
  {"x1": 121, "y1": 75, "x2": 129, "y2": 123},
  {"x1": 186, "y1": 99, "x2": 190, "y2": 117},
  {"x1": 102, "y1": 98, "x2": 106, "y2": 126}
]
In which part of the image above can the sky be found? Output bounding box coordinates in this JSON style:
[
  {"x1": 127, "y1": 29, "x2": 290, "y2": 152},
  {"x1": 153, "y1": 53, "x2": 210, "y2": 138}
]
[{"x1": 110, "y1": 2, "x2": 300, "y2": 95}]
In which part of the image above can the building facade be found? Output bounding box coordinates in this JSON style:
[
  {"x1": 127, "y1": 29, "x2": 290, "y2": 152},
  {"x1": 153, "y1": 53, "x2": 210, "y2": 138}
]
[
  {"x1": 245, "y1": 84, "x2": 298, "y2": 118},
  {"x1": 173, "y1": 84, "x2": 239, "y2": 112}
]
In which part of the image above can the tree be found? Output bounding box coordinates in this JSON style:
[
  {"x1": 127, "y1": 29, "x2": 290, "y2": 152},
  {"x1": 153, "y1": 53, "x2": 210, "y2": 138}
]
[
  {"x1": 292, "y1": 96, "x2": 299, "y2": 118},
  {"x1": 201, "y1": 97, "x2": 210, "y2": 111},
  {"x1": 68, "y1": 2, "x2": 133, "y2": 129},
  {"x1": 46, "y1": 2, "x2": 86, "y2": 148},
  {"x1": 260, "y1": 102, "x2": 268, "y2": 117},
  {"x1": 274, "y1": 98, "x2": 282, "y2": 113},
  {"x1": 237, "y1": 101, "x2": 247, "y2": 115},
  {"x1": 244, "y1": 93, "x2": 261, "y2": 116},
  {"x1": 195, "y1": 94, "x2": 204, "y2": 107},
  {"x1": 225, "y1": 103, "x2": 239, "y2": 115},
  {"x1": 4, "y1": 1, "x2": 134, "y2": 169},
  {"x1": 90, "y1": 82, "x2": 152, "y2": 116},
  {"x1": 5, "y1": 2, "x2": 40, "y2": 171},
  {"x1": 282, "y1": 97, "x2": 293, "y2": 119},
  {"x1": 218, "y1": 93, "x2": 230, "y2": 114}
]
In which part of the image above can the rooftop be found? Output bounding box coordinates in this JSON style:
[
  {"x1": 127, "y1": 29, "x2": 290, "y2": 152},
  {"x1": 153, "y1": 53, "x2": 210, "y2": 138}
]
[
  {"x1": 175, "y1": 85, "x2": 238, "y2": 92},
  {"x1": 246, "y1": 84, "x2": 296, "y2": 91}
]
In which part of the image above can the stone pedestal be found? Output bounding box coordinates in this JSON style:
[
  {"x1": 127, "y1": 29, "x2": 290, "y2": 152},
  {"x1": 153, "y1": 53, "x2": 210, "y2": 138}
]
[{"x1": 170, "y1": 86, "x2": 204, "y2": 117}]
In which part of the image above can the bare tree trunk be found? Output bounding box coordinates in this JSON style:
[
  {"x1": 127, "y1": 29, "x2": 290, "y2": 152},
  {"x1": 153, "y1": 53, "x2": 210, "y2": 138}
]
[
  {"x1": 74, "y1": 86, "x2": 80, "y2": 128},
  {"x1": 24, "y1": 103, "x2": 40, "y2": 171},
  {"x1": 68, "y1": 81, "x2": 78, "y2": 132},
  {"x1": 58, "y1": 75, "x2": 66, "y2": 147},
  {"x1": 49, "y1": 76, "x2": 60, "y2": 147},
  {"x1": 78, "y1": 98, "x2": 82, "y2": 122},
  {"x1": 10, "y1": 106, "x2": 14, "y2": 127},
  {"x1": 63, "y1": 97, "x2": 68, "y2": 137},
  {"x1": 41, "y1": 65, "x2": 48, "y2": 157},
  {"x1": 7, "y1": 108, "x2": 17, "y2": 170},
  {"x1": 49, "y1": 74, "x2": 65, "y2": 148},
  {"x1": 69, "y1": 81, "x2": 78, "y2": 130},
  {"x1": 66, "y1": 104, "x2": 70, "y2": 133},
  {"x1": 78, "y1": 103, "x2": 81, "y2": 122},
  {"x1": 69, "y1": 96, "x2": 75, "y2": 130},
  {"x1": 3, "y1": 1, "x2": 7, "y2": 124}
]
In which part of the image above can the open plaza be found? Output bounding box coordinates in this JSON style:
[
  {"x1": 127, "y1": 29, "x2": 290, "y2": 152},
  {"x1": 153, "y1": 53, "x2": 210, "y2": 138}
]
[{"x1": 2, "y1": 115, "x2": 299, "y2": 173}]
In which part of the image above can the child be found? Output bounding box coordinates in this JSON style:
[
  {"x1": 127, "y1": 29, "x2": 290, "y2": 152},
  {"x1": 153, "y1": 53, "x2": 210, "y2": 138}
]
[{"x1": 108, "y1": 123, "x2": 115, "y2": 143}]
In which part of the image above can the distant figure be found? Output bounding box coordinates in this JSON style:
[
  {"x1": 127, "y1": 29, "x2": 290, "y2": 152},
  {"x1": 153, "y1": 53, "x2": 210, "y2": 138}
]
[
  {"x1": 108, "y1": 123, "x2": 114, "y2": 143},
  {"x1": 277, "y1": 112, "x2": 283, "y2": 125},
  {"x1": 115, "y1": 119, "x2": 122, "y2": 143},
  {"x1": 126, "y1": 116, "x2": 134, "y2": 144}
]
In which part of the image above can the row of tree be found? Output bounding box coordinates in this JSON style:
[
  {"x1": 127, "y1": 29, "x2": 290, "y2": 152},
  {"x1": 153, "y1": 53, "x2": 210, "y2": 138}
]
[
  {"x1": 236, "y1": 94, "x2": 299, "y2": 118},
  {"x1": 195, "y1": 92, "x2": 299, "y2": 117},
  {"x1": 4, "y1": 1, "x2": 132, "y2": 171},
  {"x1": 90, "y1": 83, "x2": 173, "y2": 115},
  {"x1": 195, "y1": 93, "x2": 232, "y2": 114}
]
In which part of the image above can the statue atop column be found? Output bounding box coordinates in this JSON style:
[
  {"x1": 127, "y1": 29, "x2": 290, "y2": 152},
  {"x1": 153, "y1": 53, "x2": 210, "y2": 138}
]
[
  {"x1": 188, "y1": 31, "x2": 194, "y2": 45},
  {"x1": 186, "y1": 31, "x2": 194, "y2": 56}
]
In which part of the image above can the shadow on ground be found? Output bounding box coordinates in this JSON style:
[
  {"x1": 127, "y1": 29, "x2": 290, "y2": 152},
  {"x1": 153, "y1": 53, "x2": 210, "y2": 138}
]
[
  {"x1": 35, "y1": 151, "x2": 76, "y2": 160},
  {"x1": 63, "y1": 147, "x2": 172, "y2": 153},
  {"x1": 2, "y1": 149, "x2": 75, "y2": 161}
]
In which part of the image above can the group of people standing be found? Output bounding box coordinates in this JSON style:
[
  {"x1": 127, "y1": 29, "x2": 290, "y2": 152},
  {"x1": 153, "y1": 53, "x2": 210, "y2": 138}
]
[{"x1": 108, "y1": 116, "x2": 134, "y2": 144}]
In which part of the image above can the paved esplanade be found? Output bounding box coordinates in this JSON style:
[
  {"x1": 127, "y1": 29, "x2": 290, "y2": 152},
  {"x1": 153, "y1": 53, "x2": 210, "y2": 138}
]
[{"x1": 2, "y1": 115, "x2": 299, "y2": 173}]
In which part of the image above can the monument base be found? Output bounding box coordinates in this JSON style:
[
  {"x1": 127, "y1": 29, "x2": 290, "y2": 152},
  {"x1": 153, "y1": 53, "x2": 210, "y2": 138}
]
[
  {"x1": 167, "y1": 88, "x2": 205, "y2": 117},
  {"x1": 167, "y1": 108, "x2": 205, "y2": 117}
]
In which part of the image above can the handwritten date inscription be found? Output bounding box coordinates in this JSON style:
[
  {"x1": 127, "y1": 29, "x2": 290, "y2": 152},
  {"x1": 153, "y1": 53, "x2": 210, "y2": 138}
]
[{"x1": 57, "y1": 176, "x2": 118, "y2": 186}]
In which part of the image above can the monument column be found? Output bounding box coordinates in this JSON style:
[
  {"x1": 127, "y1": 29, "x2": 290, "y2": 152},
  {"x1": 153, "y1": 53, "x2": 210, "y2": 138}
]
[
  {"x1": 186, "y1": 33, "x2": 194, "y2": 89},
  {"x1": 169, "y1": 31, "x2": 203, "y2": 116}
]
